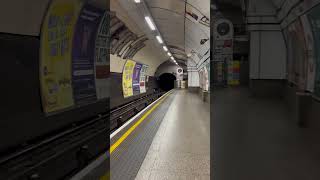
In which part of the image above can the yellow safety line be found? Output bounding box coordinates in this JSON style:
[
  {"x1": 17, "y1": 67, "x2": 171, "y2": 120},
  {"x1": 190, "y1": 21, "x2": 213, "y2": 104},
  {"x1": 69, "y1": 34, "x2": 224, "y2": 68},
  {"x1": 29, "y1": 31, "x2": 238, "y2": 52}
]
[
  {"x1": 109, "y1": 91, "x2": 172, "y2": 154},
  {"x1": 100, "y1": 172, "x2": 109, "y2": 180}
]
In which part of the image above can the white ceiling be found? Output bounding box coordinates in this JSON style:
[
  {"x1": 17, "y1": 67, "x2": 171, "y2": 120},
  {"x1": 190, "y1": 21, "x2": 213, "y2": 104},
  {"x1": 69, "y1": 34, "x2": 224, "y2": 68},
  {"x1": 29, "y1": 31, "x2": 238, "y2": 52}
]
[
  {"x1": 146, "y1": 0, "x2": 185, "y2": 52},
  {"x1": 144, "y1": 0, "x2": 210, "y2": 65}
]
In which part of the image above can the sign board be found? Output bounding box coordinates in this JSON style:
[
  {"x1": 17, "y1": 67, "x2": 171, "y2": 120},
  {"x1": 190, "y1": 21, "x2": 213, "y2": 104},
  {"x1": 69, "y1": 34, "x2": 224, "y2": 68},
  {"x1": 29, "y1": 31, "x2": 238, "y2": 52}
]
[
  {"x1": 139, "y1": 65, "x2": 148, "y2": 93},
  {"x1": 212, "y1": 18, "x2": 234, "y2": 86},
  {"x1": 72, "y1": 3, "x2": 105, "y2": 106},
  {"x1": 40, "y1": 0, "x2": 81, "y2": 114},
  {"x1": 122, "y1": 60, "x2": 136, "y2": 98},
  {"x1": 122, "y1": 60, "x2": 149, "y2": 98},
  {"x1": 132, "y1": 63, "x2": 142, "y2": 95}
]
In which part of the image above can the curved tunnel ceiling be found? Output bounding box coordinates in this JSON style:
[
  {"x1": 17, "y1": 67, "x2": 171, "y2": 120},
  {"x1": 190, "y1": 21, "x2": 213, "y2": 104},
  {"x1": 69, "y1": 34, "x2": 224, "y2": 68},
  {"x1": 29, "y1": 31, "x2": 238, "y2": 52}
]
[
  {"x1": 109, "y1": 13, "x2": 148, "y2": 59},
  {"x1": 0, "y1": 0, "x2": 107, "y2": 36},
  {"x1": 1, "y1": 0, "x2": 210, "y2": 75},
  {"x1": 145, "y1": 0, "x2": 210, "y2": 66}
]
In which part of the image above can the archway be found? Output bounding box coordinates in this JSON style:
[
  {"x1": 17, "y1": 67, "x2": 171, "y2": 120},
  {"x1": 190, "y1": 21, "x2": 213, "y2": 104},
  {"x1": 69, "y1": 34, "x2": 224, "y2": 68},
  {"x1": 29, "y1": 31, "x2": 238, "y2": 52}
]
[{"x1": 158, "y1": 73, "x2": 176, "y2": 91}]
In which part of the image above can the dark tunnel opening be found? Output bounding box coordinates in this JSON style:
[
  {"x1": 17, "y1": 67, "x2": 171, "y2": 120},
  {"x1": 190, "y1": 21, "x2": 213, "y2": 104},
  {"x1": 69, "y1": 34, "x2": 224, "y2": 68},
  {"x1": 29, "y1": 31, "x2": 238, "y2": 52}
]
[{"x1": 158, "y1": 73, "x2": 176, "y2": 91}]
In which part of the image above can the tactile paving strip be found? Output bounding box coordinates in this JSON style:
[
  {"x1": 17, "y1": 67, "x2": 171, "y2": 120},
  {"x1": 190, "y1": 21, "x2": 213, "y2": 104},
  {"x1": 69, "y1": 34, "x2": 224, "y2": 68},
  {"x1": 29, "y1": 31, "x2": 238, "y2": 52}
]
[{"x1": 110, "y1": 91, "x2": 176, "y2": 180}]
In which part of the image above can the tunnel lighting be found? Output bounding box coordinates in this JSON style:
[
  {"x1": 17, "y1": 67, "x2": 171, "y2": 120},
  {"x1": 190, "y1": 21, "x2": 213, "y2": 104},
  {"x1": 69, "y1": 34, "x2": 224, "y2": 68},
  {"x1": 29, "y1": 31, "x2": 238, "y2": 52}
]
[
  {"x1": 167, "y1": 52, "x2": 172, "y2": 56},
  {"x1": 171, "y1": 57, "x2": 174, "y2": 60},
  {"x1": 163, "y1": 46, "x2": 168, "y2": 51},
  {"x1": 145, "y1": 16, "x2": 156, "y2": 30},
  {"x1": 156, "y1": 35, "x2": 163, "y2": 44},
  {"x1": 134, "y1": 0, "x2": 141, "y2": 3}
]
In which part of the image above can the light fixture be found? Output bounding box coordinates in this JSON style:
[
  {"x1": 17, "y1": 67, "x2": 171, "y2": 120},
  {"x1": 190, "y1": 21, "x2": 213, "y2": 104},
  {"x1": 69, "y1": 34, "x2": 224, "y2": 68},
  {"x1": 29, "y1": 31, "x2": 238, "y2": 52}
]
[
  {"x1": 145, "y1": 16, "x2": 156, "y2": 30},
  {"x1": 156, "y1": 35, "x2": 163, "y2": 44},
  {"x1": 187, "y1": 53, "x2": 192, "y2": 57},
  {"x1": 171, "y1": 57, "x2": 174, "y2": 60},
  {"x1": 163, "y1": 46, "x2": 168, "y2": 51},
  {"x1": 167, "y1": 52, "x2": 172, "y2": 56},
  {"x1": 134, "y1": 0, "x2": 141, "y2": 3}
]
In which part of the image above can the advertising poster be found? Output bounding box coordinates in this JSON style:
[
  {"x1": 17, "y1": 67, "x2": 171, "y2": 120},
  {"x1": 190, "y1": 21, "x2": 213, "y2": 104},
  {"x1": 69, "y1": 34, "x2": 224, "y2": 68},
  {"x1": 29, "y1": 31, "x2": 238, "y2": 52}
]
[
  {"x1": 72, "y1": 3, "x2": 105, "y2": 106},
  {"x1": 139, "y1": 64, "x2": 148, "y2": 93},
  {"x1": 95, "y1": 12, "x2": 110, "y2": 100},
  {"x1": 122, "y1": 60, "x2": 136, "y2": 98},
  {"x1": 40, "y1": 0, "x2": 81, "y2": 114},
  {"x1": 132, "y1": 63, "x2": 142, "y2": 95},
  {"x1": 308, "y1": 5, "x2": 320, "y2": 97}
]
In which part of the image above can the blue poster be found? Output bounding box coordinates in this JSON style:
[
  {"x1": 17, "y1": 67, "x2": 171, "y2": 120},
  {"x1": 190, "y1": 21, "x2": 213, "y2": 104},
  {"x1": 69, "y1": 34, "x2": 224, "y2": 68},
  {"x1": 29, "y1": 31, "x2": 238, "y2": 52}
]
[
  {"x1": 72, "y1": 3, "x2": 105, "y2": 106},
  {"x1": 132, "y1": 63, "x2": 142, "y2": 95}
]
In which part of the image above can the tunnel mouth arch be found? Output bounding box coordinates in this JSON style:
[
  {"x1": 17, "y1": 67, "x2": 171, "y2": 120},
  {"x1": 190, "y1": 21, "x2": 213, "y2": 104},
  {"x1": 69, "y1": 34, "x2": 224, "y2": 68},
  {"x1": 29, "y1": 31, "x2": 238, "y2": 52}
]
[{"x1": 158, "y1": 73, "x2": 177, "y2": 91}]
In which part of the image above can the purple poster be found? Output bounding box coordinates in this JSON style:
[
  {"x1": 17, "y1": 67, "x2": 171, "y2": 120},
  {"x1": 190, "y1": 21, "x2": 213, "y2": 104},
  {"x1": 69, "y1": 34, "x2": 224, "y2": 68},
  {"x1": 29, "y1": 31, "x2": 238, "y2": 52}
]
[
  {"x1": 132, "y1": 63, "x2": 142, "y2": 95},
  {"x1": 72, "y1": 4, "x2": 104, "y2": 106}
]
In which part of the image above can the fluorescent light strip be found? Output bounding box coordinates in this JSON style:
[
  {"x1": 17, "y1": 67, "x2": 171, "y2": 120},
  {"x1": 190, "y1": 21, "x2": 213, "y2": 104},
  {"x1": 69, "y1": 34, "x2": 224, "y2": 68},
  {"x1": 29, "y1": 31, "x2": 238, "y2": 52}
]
[
  {"x1": 163, "y1": 46, "x2": 168, "y2": 51},
  {"x1": 156, "y1": 36, "x2": 163, "y2": 44},
  {"x1": 171, "y1": 57, "x2": 174, "y2": 60},
  {"x1": 145, "y1": 16, "x2": 156, "y2": 30},
  {"x1": 134, "y1": 0, "x2": 141, "y2": 3},
  {"x1": 167, "y1": 52, "x2": 172, "y2": 56}
]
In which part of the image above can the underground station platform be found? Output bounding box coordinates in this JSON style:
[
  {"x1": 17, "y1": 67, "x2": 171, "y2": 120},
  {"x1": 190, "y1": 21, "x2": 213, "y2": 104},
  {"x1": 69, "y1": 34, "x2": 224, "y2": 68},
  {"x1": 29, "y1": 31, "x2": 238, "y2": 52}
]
[{"x1": 109, "y1": 90, "x2": 210, "y2": 180}]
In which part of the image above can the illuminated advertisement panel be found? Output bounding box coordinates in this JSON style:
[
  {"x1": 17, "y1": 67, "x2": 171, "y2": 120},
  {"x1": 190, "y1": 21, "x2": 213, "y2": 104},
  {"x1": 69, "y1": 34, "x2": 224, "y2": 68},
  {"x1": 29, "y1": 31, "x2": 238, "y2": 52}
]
[
  {"x1": 139, "y1": 65, "x2": 148, "y2": 93},
  {"x1": 72, "y1": 3, "x2": 105, "y2": 106},
  {"x1": 132, "y1": 63, "x2": 142, "y2": 95},
  {"x1": 122, "y1": 60, "x2": 136, "y2": 98},
  {"x1": 40, "y1": 0, "x2": 82, "y2": 114}
]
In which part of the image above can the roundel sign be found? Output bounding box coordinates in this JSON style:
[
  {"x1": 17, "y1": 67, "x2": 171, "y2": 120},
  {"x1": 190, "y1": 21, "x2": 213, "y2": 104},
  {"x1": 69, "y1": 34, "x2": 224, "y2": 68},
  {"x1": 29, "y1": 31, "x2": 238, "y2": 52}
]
[
  {"x1": 177, "y1": 68, "x2": 183, "y2": 75},
  {"x1": 213, "y1": 18, "x2": 233, "y2": 40}
]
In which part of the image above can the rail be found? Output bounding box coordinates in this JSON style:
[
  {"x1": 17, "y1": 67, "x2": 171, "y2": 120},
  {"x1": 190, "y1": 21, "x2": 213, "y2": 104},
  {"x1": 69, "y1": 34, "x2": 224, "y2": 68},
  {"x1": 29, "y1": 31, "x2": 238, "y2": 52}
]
[{"x1": 0, "y1": 90, "x2": 165, "y2": 179}]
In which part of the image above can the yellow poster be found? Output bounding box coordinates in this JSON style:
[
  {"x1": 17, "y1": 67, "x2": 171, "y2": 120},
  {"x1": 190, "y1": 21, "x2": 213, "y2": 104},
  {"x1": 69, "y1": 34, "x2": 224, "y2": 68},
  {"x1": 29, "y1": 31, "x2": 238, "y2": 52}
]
[
  {"x1": 122, "y1": 60, "x2": 136, "y2": 98},
  {"x1": 40, "y1": 0, "x2": 82, "y2": 114}
]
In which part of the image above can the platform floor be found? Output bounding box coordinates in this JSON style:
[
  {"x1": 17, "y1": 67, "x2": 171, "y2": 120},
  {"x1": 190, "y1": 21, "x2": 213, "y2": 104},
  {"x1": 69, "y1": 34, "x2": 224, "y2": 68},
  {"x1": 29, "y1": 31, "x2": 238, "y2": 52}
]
[
  {"x1": 110, "y1": 89, "x2": 210, "y2": 180},
  {"x1": 136, "y1": 90, "x2": 210, "y2": 179},
  {"x1": 213, "y1": 87, "x2": 320, "y2": 180}
]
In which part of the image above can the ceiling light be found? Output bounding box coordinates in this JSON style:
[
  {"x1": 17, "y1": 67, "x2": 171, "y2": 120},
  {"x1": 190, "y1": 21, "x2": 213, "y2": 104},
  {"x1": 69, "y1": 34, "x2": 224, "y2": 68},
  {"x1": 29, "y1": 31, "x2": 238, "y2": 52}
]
[
  {"x1": 167, "y1": 52, "x2": 172, "y2": 56},
  {"x1": 163, "y1": 46, "x2": 168, "y2": 51},
  {"x1": 134, "y1": 0, "x2": 141, "y2": 3},
  {"x1": 156, "y1": 35, "x2": 163, "y2": 44},
  {"x1": 171, "y1": 57, "x2": 174, "y2": 60},
  {"x1": 187, "y1": 53, "x2": 192, "y2": 57},
  {"x1": 145, "y1": 16, "x2": 156, "y2": 30}
]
